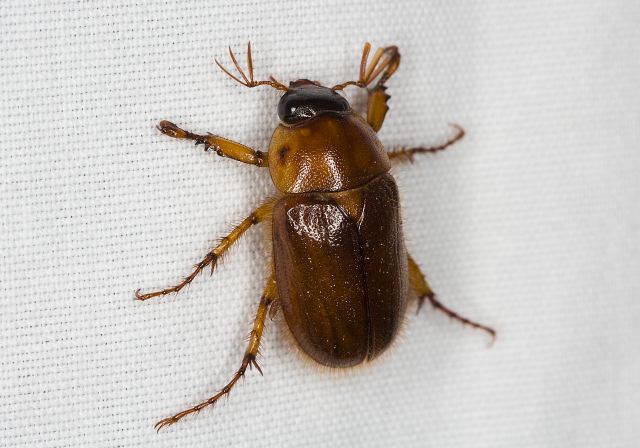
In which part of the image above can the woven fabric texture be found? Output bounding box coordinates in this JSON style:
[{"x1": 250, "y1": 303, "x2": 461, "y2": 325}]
[{"x1": 1, "y1": 1, "x2": 639, "y2": 447}]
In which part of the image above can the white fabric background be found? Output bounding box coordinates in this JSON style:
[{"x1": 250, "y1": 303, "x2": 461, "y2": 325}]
[{"x1": 1, "y1": 1, "x2": 639, "y2": 447}]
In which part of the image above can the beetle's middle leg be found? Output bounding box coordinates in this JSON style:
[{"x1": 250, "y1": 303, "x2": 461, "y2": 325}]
[
  {"x1": 157, "y1": 120, "x2": 268, "y2": 167},
  {"x1": 408, "y1": 254, "x2": 496, "y2": 341},
  {"x1": 387, "y1": 124, "x2": 465, "y2": 163},
  {"x1": 154, "y1": 274, "x2": 277, "y2": 431},
  {"x1": 135, "y1": 200, "x2": 274, "y2": 301}
]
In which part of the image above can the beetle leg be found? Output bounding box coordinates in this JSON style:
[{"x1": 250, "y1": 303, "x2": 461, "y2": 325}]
[
  {"x1": 408, "y1": 255, "x2": 496, "y2": 342},
  {"x1": 157, "y1": 120, "x2": 268, "y2": 167},
  {"x1": 135, "y1": 200, "x2": 274, "y2": 301},
  {"x1": 366, "y1": 85, "x2": 391, "y2": 132},
  {"x1": 387, "y1": 124, "x2": 465, "y2": 163},
  {"x1": 154, "y1": 274, "x2": 277, "y2": 431}
]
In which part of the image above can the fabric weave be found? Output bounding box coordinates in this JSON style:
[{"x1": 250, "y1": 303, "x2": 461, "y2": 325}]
[{"x1": 1, "y1": 1, "x2": 638, "y2": 446}]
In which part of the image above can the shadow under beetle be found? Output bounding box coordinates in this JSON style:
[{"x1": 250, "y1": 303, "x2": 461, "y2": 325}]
[{"x1": 136, "y1": 43, "x2": 496, "y2": 430}]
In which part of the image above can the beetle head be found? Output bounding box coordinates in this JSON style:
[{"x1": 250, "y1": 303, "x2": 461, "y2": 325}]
[{"x1": 277, "y1": 80, "x2": 351, "y2": 126}]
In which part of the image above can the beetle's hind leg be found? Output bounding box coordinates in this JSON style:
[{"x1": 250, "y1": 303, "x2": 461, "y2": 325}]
[
  {"x1": 154, "y1": 274, "x2": 277, "y2": 431},
  {"x1": 135, "y1": 200, "x2": 274, "y2": 301},
  {"x1": 408, "y1": 255, "x2": 496, "y2": 342},
  {"x1": 388, "y1": 124, "x2": 465, "y2": 163}
]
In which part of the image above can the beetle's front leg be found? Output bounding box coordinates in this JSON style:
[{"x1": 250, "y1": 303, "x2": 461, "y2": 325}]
[
  {"x1": 158, "y1": 120, "x2": 268, "y2": 167},
  {"x1": 135, "y1": 200, "x2": 274, "y2": 301},
  {"x1": 366, "y1": 86, "x2": 391, "y2": 132},
  {"x1": 154, "y1": 274, "x2": 277, "y2": 430},
  {"x1": 408, "y1": 254, "x2": 496, "y2": 342},
  {"x1": 387, "y1": 124, "x2": 465, "y2": 163}
]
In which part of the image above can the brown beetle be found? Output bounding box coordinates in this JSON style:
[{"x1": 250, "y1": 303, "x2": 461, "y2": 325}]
[{"x1": 137, "y1": 43, "x2": 495, "y2": 430}]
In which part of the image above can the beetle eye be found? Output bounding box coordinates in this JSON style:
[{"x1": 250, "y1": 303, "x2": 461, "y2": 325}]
[{"x1": 278, "y1": 82, "x2": 350, "y2": 124}]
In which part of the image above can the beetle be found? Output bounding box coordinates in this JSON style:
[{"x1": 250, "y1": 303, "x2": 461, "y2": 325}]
[{"x1": 136, "y1": 42, "x2": 495, "y2": 430}]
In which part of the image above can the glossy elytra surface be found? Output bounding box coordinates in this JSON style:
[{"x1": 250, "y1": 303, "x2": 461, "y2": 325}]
[{"x1": 272, "y1": 173, "x2": 407, "y2": 367}]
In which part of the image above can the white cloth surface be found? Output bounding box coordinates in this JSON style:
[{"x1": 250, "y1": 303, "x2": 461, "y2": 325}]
[{"x1": 1, "y1": 1, "x2": 639, "y2": 447}]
